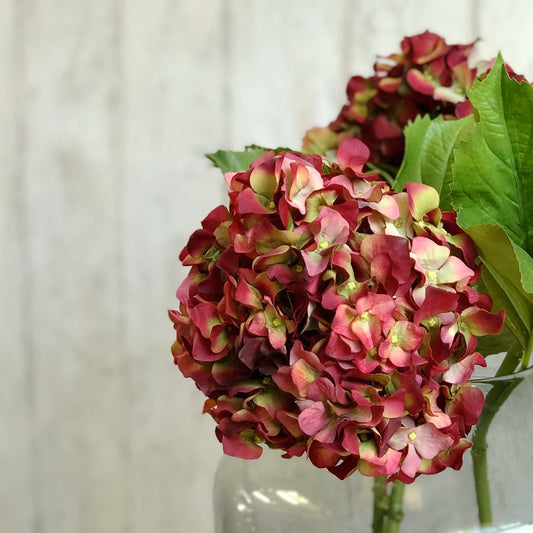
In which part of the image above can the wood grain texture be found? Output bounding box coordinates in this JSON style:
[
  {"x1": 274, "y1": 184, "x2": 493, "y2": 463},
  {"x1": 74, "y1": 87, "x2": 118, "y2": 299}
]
[
  {"x1": 475, "y1": 0, "x2": 533, "y2": 78},
  {"x1": 0, "y1": 2, "x2": 35, "y2": 532},
  {"x1": 21, "y1": 1, "x2": 126, "y2": 531},
  {"x1": 226, "y1": 0, "x2": 351, "y2": 150},
  {"x1": 2, "y1": 1, "x2": 533, "y2": 532},
  {"x1": 342, "y1": 0, "x2": 479, "y2": 74},
  {"x1": 120, "y1": 1, "x2": 227, "y2": 532}
]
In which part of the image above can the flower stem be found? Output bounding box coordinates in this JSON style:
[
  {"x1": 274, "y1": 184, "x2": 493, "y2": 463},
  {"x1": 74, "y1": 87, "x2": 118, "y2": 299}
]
[
  {"x1": 372, "y1": 477, "x2": 389, "y2": 533},
  {"x1": 384, "y1": 480, "x2": 405, "y2": 533},
  {"x1": 471, "y1": 348, "x2": 524, "y2": 527}
]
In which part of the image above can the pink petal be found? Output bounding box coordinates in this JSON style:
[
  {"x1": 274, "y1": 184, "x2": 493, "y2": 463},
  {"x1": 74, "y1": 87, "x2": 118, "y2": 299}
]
[
  {"x1": 341, "y1": 427, "x2": 360, "y2": 455},
  {"x1": 337, "y1": 138, "x2": 371, "y2": 174},
  {"x1": 291, "y1": 359, "x2": 319, "y2": 397},
  {"x1": 443, "y1": 351, "x2": 487, "y2": 384},
  {"x1": 414, "y1": 286, "x2": 459, "y2": 323},
  {"x1": 437, "y1": 256, "x2": 474, "y2": 284},
  {"x1": 403, "y1": 31, "x2": 449, "y2": 64},
  {"x1": 350, "y1": 313, "x2": 382, "y2": 350},
  {"x1": 235, "y1": 188, "x2": 275, "y2": 214},
  {"x1": 301, "y1": 250, "x2": 330, "y2": 277},
  {"x1": 285, "y1": 163, "x2": 324, "y2": 214},
  {"x1": 367, "y1": 194, "x2": 401, "y2": 219},
  {"x1": 447, "y1": 384, "x2": 485, "y2": 428},
  {"x1": 411, "y1": 236, "x2": 450, "y2": 272},
  {"x1": 406, "y1": 69, "x2": 436, "y2": 95},
  {"x1": 371, "y1": 115, "x2": 402, "y2": 140},
  {"x1": 298, "y1": 402, "x2": 330, "y2": 437},
  {"x1": 358, "y1": 440, "x2": 402, "y2": 476},
  {"x1": 401, "y1": 443, "x2": 423, "y2": 478},
  {"x1": 412, "y1": 424, "x2": 454, "y2": 459},
  {"x1": 381, "y1": 391, "x2": 406, "y2": 418},
  {"x1": 234, "y1": 277, "x2": 262, "y2": 308},
  {"x1": 378, "y1": 77, "x2": 402, "y2": 93},
  {"x1": 218, "y1": 419, "x2": 264, "y2": 460},
  {"x1": 461, "y1": 307, "x2": 505, "y2": 337}
]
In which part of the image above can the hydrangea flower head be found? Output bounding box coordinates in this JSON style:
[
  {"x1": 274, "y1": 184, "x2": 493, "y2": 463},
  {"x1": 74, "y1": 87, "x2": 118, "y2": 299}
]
[
  {"x1": 302, "y1": 31, "x2": 527, "y2": 171},
  {"x1": 170, "y1": 138, "x2": 503, "y2": 482}
]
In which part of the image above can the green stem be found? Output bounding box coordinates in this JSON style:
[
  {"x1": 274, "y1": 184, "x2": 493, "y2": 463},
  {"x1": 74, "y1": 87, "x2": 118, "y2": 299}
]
[
  {"x1": 366, "y1": 162, "x2": 396, "y2": 186},
  {"x1": 384, "y1": 480, "x2": 405, "y2": 533},
  {"x1": 471, "y1": 347, "x2": 524, "y2": 527},
  {"x1": 521, "y1": 328, "x2": 533, "y2": 370},
  {"x1": 372, "y1": 477, "x2": 389, "y2": 533}
]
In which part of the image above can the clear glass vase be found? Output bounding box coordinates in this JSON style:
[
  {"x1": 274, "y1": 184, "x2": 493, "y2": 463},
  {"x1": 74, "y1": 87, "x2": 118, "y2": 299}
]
[
  {"x1": 213, "y1": 364, "x2": 533, "y2": 533},
  {"x1": 213, "y1": 450, "x2": 482, "y2": 532}
]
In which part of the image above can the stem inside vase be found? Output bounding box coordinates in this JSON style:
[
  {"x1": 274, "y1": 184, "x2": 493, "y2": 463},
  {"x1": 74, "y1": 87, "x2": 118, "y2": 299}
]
[
  {"x1": 471, "y1": 347, "x2": 525, "y2": 526},
  {"x1": 371, "y1": 478, "x2": 405, "y2": 533}
]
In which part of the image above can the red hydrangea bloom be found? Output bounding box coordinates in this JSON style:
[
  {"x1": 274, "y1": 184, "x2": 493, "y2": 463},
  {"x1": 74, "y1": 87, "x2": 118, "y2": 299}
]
[
  {"x1": 169, "y1": 138, "x2": 504, "y2": 483},
  {"x1": 302, "y1": 31, "x2": 528, "y2": 171}
]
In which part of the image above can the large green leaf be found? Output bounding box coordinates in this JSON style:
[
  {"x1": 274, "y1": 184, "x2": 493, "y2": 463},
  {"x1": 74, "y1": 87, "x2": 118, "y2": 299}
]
[
  {"x1": 451, "y1": 55, "x2": 533, "y2": 254},
  {"x1": 394, "y1": 114, "x2": 469, "y2": 210},
  {"x1": 465, "y1": 224, "x2": 533, "y2": 349},
  {"x1": 394, "y1": 115, "x2": 431, "y2": 188},
  {"x1": 206, "y1": 145, "x2": 272, "y2": 174},
  {"x1": 475, "y1": 323, "x2": 519, "y2": 358}
]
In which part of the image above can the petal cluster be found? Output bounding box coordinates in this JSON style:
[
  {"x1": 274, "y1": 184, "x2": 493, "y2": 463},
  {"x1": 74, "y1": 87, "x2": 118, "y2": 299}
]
[
  {"x1": 302, "y1": 31, "x2": 528, "y2": 170},
  {"x1": 169, "y1": 139, "x2": 503, "y2": 483}
]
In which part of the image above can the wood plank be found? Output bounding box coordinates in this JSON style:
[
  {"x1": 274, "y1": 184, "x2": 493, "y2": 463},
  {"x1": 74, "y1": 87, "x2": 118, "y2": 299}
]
[
  {"x1": 226, "y1": 0, "x2": 350, "y2": 150},
  {"x1": 120, "y1": 2, "x2": 227, "y2": 532},
  {"x1": 22, "y1": 1, "x2": 127, "y2": 531},
  {"x1": 0, "y1": 2, "x2": 35, "y2": 532},
  {"x1": 342, "y1": 0, "x2": 478, "y2": 81},
  {"x1": 475, "y1": 0, "x2": 533, "y2": 79}
]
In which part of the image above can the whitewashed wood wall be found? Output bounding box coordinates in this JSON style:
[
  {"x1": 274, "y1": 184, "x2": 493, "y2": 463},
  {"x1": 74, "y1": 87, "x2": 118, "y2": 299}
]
[{"x1": 2, "y1": 1, "x2": 532, "y2": 532}]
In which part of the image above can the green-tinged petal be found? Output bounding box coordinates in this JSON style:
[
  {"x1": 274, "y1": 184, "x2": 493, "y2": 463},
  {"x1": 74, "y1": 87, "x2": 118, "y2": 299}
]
[
  {"x1": 406, "y1": 182, "x2": 440, "y2": 221},
  {"x1": 250, "y1": 165, "x2": 279, "y2": 196}
]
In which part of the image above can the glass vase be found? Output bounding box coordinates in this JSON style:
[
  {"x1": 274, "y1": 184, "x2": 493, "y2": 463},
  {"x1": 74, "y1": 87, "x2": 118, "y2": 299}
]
[
  {"x1": 213, "y1": 451, "x2": 480, "y2": 533},
  {"x1": 213, "y1": 363, "x2": 533, "y2": 533}
]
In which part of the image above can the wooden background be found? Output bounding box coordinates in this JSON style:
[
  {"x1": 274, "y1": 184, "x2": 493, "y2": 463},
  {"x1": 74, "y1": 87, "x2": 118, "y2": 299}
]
[{"x1": 2, "y1": 1, "x2": 532, "y2": 532}]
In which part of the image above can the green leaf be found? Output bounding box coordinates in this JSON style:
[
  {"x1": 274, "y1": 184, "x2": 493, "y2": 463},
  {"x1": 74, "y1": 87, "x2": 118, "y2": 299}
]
[
  {"x1": 475, "y1": 324, "x2": 519, "y2": 358},
  {"x1": 206, "y1": 145, "x2": 272, "y2": 174},
  {"x1": 394, "y1": 115, "x2": 431, "y2": 188},
  {"x1": 451, "y1": 54, "x2": 533, "y2": 253},
  {"x1": 394, "y1": 114, "x2": 469, "y2": 210},
  {"x1": 465, "y1": 224, "x2": 533, "y2": 349}
]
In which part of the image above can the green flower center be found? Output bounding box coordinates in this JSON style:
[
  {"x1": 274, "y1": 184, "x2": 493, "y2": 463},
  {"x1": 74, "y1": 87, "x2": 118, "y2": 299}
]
[{"x1": 427, "y1": 317, "x2": 438, "y2": 328}]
